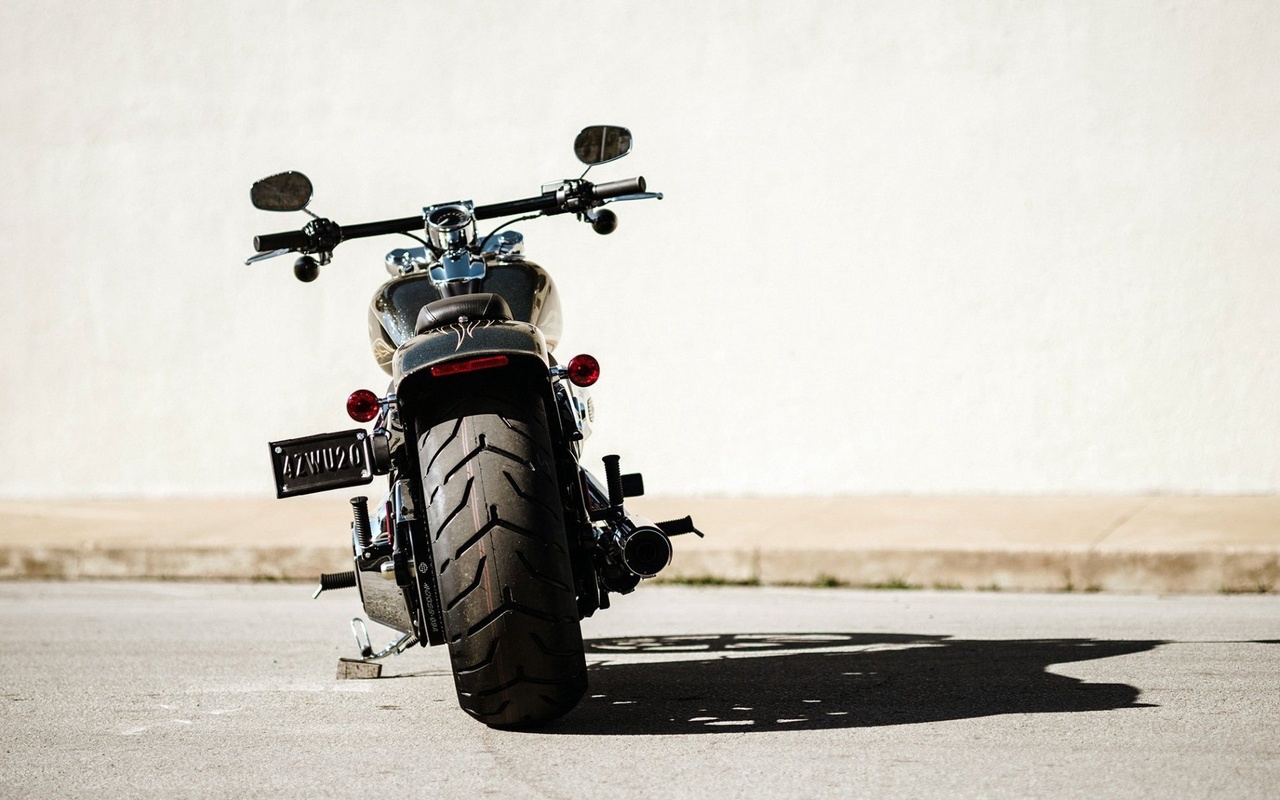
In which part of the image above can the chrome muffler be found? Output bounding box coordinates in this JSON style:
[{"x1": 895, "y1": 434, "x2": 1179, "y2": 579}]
[{"x1": 604, "y1": 512, "x2": 673, "y2": 579}]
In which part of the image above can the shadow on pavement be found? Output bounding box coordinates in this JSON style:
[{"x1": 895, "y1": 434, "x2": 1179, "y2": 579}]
[{"x1": 541, "y1": 633, "x2": 1162, "y2": 735}]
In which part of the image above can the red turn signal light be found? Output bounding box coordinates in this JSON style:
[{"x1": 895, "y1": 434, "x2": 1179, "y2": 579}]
[
  {"x1": 346, "y1": 389, "x2": 380, "y2": 422},
  {"x1": 567, "y1": 354, "x2": 600, "y2": 387},
  {"x1": 430, "y1": 353, "x2": 510, "y2": 378}
]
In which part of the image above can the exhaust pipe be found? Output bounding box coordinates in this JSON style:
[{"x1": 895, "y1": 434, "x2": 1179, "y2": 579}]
[{"x1": 607, "y1": 513, "x2": 673, "y2": 578}]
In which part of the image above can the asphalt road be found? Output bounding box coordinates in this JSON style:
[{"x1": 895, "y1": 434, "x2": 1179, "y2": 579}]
[{"x1": 2, "y1": 582, "x2": 1278, "y2": 799}]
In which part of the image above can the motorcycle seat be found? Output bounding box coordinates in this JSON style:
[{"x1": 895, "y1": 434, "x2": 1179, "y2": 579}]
[{"x1": 415, "y1": 293, "x2": 513, "y2": 335}]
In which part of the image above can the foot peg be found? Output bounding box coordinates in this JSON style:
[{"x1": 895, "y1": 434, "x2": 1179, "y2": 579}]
[
  {"x1": 657, "y1": 516, "x2": 705, "y2": 538},
  {"x1": 601, "y1": 456, "x2": 645, "y2": 504},
  {"x1": 312, "y1": 570, "x2": 357, "y2": 598}
]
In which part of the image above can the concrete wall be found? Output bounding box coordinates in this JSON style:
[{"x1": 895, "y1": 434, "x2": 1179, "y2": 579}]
[{"x1": 1, "y1": 0, "x2": 1277, "y2": 498}]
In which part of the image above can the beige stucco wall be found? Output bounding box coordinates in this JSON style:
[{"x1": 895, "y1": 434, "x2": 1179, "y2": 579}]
[{"x1": 1, "y1": 1, "x2": 1277, "y2": 497}]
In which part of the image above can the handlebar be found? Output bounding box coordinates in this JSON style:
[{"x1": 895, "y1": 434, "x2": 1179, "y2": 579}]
[
  {"x1": 473, "y1": 194, "x2": 560, "y2": 221},
  {"x1": 252, "y1": 176, "x2": 646, "y2": 254}
]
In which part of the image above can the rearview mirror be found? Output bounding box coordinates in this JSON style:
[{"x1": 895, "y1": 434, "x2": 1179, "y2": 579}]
[
  {"x1": 573, "y1": 126, "x2": 633, "y2": 166},
  {"x1": 250, "y1": 171, "x2": 313, "y2": 212}
]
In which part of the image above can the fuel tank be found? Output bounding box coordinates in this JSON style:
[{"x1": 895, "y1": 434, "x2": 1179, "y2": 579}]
[{"x1": 367, "y1": 258, "x2": 564, "y2": 373}]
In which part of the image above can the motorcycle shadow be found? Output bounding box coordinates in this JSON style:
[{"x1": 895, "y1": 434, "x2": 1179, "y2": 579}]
[{"x1": 542, "y1": 633, "x2": 1162, "y2": 735}]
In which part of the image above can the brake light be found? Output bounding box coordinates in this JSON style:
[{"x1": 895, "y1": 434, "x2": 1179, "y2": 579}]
[
  {"x1": 567, "y1": 354, "x2": 600, "y2": 387},
  {"x1": 430, "y1": 354, "x2": 510, "y2": 377},
  {"x1": 347, "y1": 389, "x2": 380, "y2": 422}
]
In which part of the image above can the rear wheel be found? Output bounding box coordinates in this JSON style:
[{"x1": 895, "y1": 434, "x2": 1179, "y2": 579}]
[{"x1": 415, "y1": 375, "x2": 586, "y2": 726}]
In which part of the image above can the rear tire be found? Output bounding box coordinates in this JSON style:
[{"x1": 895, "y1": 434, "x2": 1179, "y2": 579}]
[{"x1": 415, "y1": 375, "x2": 586, "y2": 726}]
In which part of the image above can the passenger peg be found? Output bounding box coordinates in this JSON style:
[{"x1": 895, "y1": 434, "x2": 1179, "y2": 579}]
[
  {"x1": 602, "y1": 455, "x2": 625, "y2": 509},
  {"x1": 312, "y1": 570, "x2": 357, "y2": 599}
]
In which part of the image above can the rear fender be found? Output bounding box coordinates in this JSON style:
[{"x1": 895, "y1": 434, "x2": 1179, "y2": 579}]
[
  {"x1": 391, "y1": 319, "x2": 555, "y2": 543},
  {"x1": 391, "y1": 319, "x2": 549, "y2": 387}
]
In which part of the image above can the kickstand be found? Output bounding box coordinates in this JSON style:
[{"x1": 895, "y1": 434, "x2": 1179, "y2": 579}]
[
  {"x1": 350, "y1": 618, "x2": 375, "y2": 659},
  {"x1": 337, "y1": 618, "x2": 417, "y2": 680}
]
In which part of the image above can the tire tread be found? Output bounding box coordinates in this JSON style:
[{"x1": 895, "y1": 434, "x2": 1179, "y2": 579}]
[{"x1": 416, "y1": 375, "x2": 586, "y2": 726}]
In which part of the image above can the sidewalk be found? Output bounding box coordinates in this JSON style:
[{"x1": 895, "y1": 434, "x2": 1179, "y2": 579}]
[{"x1": 0, "y1": 496, "x2": 1276, "y2": 593}]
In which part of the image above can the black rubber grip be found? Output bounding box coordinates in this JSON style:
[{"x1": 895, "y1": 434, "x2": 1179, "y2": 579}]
[
  {"x1": 657, "y1": 516, "x2": 702, "y2": 537},
  {"x1": 590, "y1": 176, "x2": 645, "y2": 200},
  {"x1": 318, "y1": 571, "x2": 357, "y2": 591},
  {"x1": 253, "y1": 229, "x2": 311, "y2": 252},
  {"x1": 602, "y1": 455, "x2": 624, "y2": 508}
]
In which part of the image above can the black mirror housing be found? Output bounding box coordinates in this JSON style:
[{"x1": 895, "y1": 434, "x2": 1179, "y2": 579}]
[
  {"x1": 251, "y1": 171, "x2": 314, "y2": 212},
  {"x1": 573, "y1": 126, "x2": 633, "y2": 166}
]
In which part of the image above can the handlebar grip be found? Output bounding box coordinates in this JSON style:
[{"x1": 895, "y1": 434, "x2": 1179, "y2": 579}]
[
  {"x1": 254, "y1": 230, "x2": 311, "y2": 252},
  {"x1": 590, "y1": 176, "x2": 646, "y2": 200}
]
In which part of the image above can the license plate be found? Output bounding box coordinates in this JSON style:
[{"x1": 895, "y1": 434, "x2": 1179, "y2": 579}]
[{"x1": 269, "y1": 429, "x2": 375, "y2": 499}]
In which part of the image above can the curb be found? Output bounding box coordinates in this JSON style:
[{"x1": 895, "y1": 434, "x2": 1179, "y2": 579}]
[
  {"x1": 658, "y1": 546, "x2": 1280, "y2": 594},
  {"x1": 2, "y1": 496, "x2": 1276, "y2": 594},
  {"x1": 0, "y1": 545, "x2": 350, "y2": 582},
  {"x1": 3, "y1": 543, "x2": 1276, "y2": 594}
]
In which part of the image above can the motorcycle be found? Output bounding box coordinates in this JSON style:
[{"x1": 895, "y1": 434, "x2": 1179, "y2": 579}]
[{"x1": 244, "y1": 126, "x2": 702, "y2": 727}]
